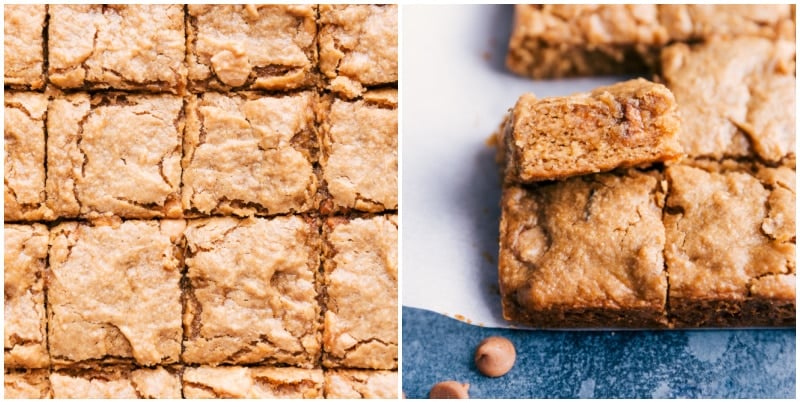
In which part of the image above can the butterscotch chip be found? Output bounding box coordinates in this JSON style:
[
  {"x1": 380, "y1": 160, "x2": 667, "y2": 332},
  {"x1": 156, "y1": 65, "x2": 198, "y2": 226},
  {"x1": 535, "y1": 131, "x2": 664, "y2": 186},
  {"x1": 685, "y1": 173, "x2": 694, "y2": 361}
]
[
  {"x1": 474, "y1": 336, "x2": 516, "y2": 377},
  {"x1": 429, "y1": 381, "x2": 470, "y2": 399},
  {"x1": 506, "y1": 4, "x2": 795, "y2": 79},
  {"x1": 664, "y1": 163, "x2": 795, "y2": 327},
  {"x1": 4, "y1": 5, "x2": 45, "y2": 89},
  {"x1": 501, "y1": 78, "x2": 682, "y2": 183},
  {"x1": 324, "y1": 369, "x2": 398, "y2": 399},
  {"x1": 320, "y1": 89, "x2": 398, "y2": 213},
  {"x1": 319, "y1": 5, "x2": 398, "y2": 98},
  {"x1": 182, "y1": 216, "x2": 321, "y2": 367},
  {"x1": 46, "y1": 93, "x2": 184, "y2": 219},
  {"x1": 4, "y1": 369, "x2": 51, "y2": 399},
  {"x1": 4, "y1": 224, "x2": 49, "y2": 368},
  {"x1": 47, "y1": 5, "x2": 187, "y2": 93},
  {"x1": 182, "y1": 366, "x2": 323, "y2": 398},
  {"x1": 50, "y1": 366, "x2": 181, "y2": 398},
  {"x1": 47, "y1": 220, "x2": 184, "y2": 367},
  {"x1": 323, "y1": 215, "x2": 398, "y2": 369},
  {"x1": 4, "y1": 92, "x2": 52, "y2": 221},
  {"x1": 661, "y1": 37, "x2": 795, "y2": 162},
  {"x1": 182, "y1": 91, "x2": 317, "y2": 217},
  {"x1": 499, "y1": 170, "x2": 668, "y2": 328},
  {"x1": 187, "y1": 5, "x2": 317, "y2": 92}
]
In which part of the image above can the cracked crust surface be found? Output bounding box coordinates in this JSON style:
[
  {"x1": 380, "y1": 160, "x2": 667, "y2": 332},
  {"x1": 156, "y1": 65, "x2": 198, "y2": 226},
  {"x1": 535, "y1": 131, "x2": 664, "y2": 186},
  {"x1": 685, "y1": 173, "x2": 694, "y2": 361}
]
[
  {"x1": 661, "y1": 37, "x2": 796, "y2": 162},
  {"x1": 50, "y1": 366, "x2": 181, "y2": 398},
  {"x1": 182, "y1": 91, "x2": 317, "y2": 217},
  {"x1": 47, "y1": 5, "x2": 187, "y2": 94},
  {"x1": 4, "y1": 5, "x2": 45, "y2": 89},
  {"x1": 503, "y1": 78, "x2": 682, "y2": 183},
  {"x1": 4, "y1": 369, "x2": 51, "y2": 399},
  {"x1": 5, "y1": 92, "x2": 53, "y2": 221},
  {"x1": 319, "y1": 5, "x2": 398, "y2": 98},
  {"x1": 182, "y1": 366, "x2": 323, "y2": 398},
  {"x1": 182, "y1": 216, "x2": 321, "y2": 367},
  {"x1": 47, "y1": 220, "x2": 184, "y2": 367},
  {"x1": 187, "y1": 5, "x2": 317, "y2": 92},
  {"x1": 323, "y1": 370, "x2": 398, "y2": 399},
  {"x1": 4, "y1": 224, "x2": 49, "y2": 368},
  {"x1": 46, "y1": 93, "x2": 184, "y2": 219},
  {"x1": 506, "y1": 4, "x2": 795, "y2": 78},
  {"x1": 323, "y1": 215, "x2": 398, "y2": 369},
  {"x1": 664, "y1": 163, "x2": 796, "y2": 327},
  {"x1": 320, "y1": 89, "x2": 397, "y2": 214},
  {"x1": 499, "y1": 170, "x2": 669, "y2": 328}
]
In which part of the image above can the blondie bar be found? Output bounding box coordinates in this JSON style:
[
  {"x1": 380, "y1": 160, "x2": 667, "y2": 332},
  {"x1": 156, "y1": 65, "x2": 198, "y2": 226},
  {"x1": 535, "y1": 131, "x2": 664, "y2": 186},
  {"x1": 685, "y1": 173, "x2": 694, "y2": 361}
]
[
  {"x1": 320, "y1": 89, "x2": 398, "y2": 214},
  {"x1": 4, "y1": 369, "x2": 51, "y2": 399},
  {"x1": 323, "y1": 215, "x2": 398, "y2": 369},
  {"x1": 182, "y1": 216, "x2": 321, "y2": 367},
  {"x1": 5, "y1": 92, "x2": 52, "y2": 221},
  {"x1": 182, "y1": 91, "x2": 317, "y2": 217},
  {"x1": 664, "y1": 163, "x2": 795, "y2": 327},
  {"x1": 324, "y1": 370, "x2": 398, "y2": 399},
  {"x1": 661, "y1": 37, "x2": 795, "y2": 162},
  {"x1": 47, "y1": 5, "x2": 187, "y2": 93},
  {"x1": 506, "y1": 4, "x2": 795, "y2": 79},
  {"x1": 187, "y1": 5, "x2": 317, "y2": 92},
  {"x1": 50, "y1": 366, "x2": 181, "y2": 398},
  {"x1": 501, "y1": 79, "x2": 682, "y2": 183},
  {"x1": 48, "y1": 220, "x2": 184, "y2": 367},
  {"x1": 319, "y1": 5, "x2": 398, "y2": 98},
  {"x1": 4, "y1": 224, "x2": 49, "y2": 368},
  {"x1": 182, "y1": 366, "x2": 324, "y2": 398},
  {"x1": 46, "y1": 93, "x2": 183, "y2": 219},
  {"x1": 4, "y1": 5, "x2": 45, "y2": 89},
  {"x1": 499, "y1": 170, "x2": 668, "y2": 328}
]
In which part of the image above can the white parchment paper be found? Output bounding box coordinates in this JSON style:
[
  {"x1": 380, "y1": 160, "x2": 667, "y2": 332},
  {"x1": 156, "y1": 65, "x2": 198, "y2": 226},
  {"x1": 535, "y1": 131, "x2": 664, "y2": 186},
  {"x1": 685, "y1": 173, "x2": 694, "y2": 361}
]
[{"x1": 402, "y1": 5, "x2": 633, "y2": 328}]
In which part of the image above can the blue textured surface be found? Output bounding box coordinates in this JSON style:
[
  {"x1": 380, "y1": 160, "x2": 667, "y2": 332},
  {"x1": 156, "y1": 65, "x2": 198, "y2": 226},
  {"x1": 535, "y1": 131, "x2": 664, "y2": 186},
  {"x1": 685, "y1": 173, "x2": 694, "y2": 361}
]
[{"x1": 402, "y1": 307, "x2": 796, "y2": 399}]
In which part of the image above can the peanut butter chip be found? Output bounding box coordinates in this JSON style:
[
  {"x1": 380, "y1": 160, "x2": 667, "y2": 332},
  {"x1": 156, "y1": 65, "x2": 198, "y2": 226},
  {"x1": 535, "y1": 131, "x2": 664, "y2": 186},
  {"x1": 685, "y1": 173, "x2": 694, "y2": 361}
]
[
  {"x1": 474, "y1": 336, "x2": 516, "y2": 377},
  {"x1": 429, "y1": 381, "x2": 469, "y2": 399},
  {"x1": 211, "y1": 49, "x2": 251, "y2": 87}
]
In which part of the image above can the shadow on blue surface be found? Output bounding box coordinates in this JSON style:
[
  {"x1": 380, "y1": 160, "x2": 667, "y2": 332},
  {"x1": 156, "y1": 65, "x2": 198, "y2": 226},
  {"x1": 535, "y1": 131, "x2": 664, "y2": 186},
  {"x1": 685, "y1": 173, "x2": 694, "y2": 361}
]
[{"x1": 402, "y1": 307, "x2": 796, "y2": 399}]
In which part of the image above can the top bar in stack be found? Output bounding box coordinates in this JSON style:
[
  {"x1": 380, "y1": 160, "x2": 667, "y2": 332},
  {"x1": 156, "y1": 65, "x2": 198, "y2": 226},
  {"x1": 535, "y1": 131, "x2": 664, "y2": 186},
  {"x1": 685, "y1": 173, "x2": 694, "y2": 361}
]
[{"x1": 500, "y1": 78, "x2": 682, "y2": 183}]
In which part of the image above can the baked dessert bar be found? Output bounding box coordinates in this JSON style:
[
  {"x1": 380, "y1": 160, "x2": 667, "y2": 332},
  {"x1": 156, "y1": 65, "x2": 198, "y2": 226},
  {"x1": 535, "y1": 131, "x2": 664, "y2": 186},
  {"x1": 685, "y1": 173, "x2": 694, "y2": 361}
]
[
  {"x1": 498, "y1": 170, "x2": 668, "y2": 328},
  {"x1": 183, "y1": 216, "x2": 321, "y2": 367},
  {"x1": 501, "y1": 78, "x2": 682, "y2": 183},
  {"x1": 324, "y1": 370, "x2": 398, "y2": 399},
  {"x1": 4, "y1": 5, "x2": 46, "y2": 89},
  {"x1": 664, "y1": 163, "x2": 795, "y2": 327},
  {"x1": 4, "y1": 369, "x2": 51, "y2": 399},
  {"x1": 47, "y1": 5, "x2": 187, "y2": 94},
  {"x1": 50, "y1": 366, "x2": 181, "y2": 398},
  {"x1": 4, "y1": 224, "x2": 49, "y2": 368},
  {"x1": 182, "y1": 366, "x2": 324, "y2": 398},
  {"x1": 187, "y1": 5, "x2": 317, "y2": 92},
  {"x1": 47, "y1": 220, "x2": 184, "y2": 367},
  {"x1": 182, "y1": 91, "x2": 317, "y2": 217},
  {"x1": 506, "y1": 4, "x2": 795, "y2": 79},
  {"x1": 661, "y1": 37, "x2": 796, "y2": 163},
  {"x1": 320, "y1": 89, "x2": 398, "y2": 214},
  {"x1": 319, "y1": 5, "x2": 398, "y2": 98},
  {"x1": 5, "y1": 92, "x2": 52, "y2": 221},
  {"x1": 46, "y1": 93, "x2": 184, "y2": 219},
  {"x1": 323, "y1": 215, "x2": 398, "y2": 369}
]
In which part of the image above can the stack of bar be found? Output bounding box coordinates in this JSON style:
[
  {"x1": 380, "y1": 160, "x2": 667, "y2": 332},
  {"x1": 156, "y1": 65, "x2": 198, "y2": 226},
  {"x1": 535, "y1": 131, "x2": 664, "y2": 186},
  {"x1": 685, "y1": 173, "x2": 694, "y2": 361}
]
[
  {"x1": 5, "y1": 4, "x2": 398, "y2": 399},
  {"x1": 497, "y1": 5, "x2": 795, "y2": 328}
]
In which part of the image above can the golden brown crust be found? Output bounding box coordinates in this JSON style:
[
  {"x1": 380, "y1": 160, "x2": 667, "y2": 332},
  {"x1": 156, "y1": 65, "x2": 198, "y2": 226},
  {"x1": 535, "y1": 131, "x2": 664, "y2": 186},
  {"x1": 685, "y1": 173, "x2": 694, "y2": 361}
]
[
  {"x1": 182, "y1": 366, "x2": 323, "y2": 399},
  {"x1": 182, "y1": 216, "x2": 321, "y2": 367},
  {"x1": 324, "y1": 369, "x2": 398, "y2": 399},
  {"x1": 187, "y1": 5, "x2": 318, "y2": 92},
  {"x1": 504, "y1": 78, "x2": 683, "y2": 183},
  {"x1": 4, "y1": 5, "x2": 46, "y2": 89},
  {"x1": 50, "y1": 366, "x2": 181, "y2": 398},
  {"x1": 499, "y1": 170, "x2": 669, "y2": 328},
  {"x1": 4, "y1": 369, "x2": 51, "y2": 399},
  {"x1": 323, "y1": 215, "x2": 398, "y2": 369}
]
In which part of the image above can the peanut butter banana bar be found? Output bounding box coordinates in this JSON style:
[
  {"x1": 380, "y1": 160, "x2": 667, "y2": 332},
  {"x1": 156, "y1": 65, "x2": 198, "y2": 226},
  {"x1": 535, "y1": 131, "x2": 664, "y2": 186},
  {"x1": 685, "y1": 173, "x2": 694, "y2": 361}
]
[
  {"x1": 324, "y1": 369, "x2": 398, "y2": 399},
  {"x1": 4, "y1": 370, "x2": 51, "y2": 399},
  {"x1": 50, "y1": 366, "x2": 181, "y2": 399},
  {"x1": 182, "y1": 366, "x2": 324, "y2": 399},
  {"x1": 4, "y1": 5, "x2": 46, "y2": 89}
]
